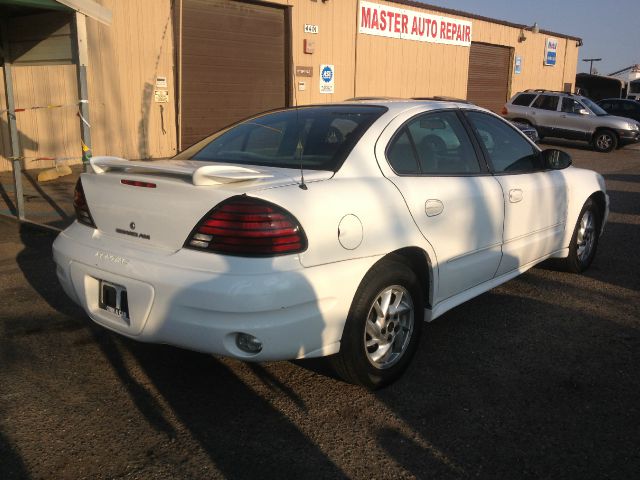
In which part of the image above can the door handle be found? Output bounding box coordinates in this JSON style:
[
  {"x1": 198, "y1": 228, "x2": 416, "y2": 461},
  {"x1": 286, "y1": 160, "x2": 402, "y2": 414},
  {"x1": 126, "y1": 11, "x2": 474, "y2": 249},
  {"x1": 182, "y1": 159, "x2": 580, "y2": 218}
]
[
  {"x1": 509, "y1": 189, "x2": 523, "y2": 203},
  {"x1": 425, "y1": 199, "x2": 444, "y2": 217}
]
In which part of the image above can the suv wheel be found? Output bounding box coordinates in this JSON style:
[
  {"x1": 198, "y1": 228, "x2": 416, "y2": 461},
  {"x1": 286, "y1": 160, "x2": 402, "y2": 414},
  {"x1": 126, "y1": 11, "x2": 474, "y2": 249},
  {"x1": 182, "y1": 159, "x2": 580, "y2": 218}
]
[{"x1": 593, "y1": 129, "x2": 617, "y2": 153}]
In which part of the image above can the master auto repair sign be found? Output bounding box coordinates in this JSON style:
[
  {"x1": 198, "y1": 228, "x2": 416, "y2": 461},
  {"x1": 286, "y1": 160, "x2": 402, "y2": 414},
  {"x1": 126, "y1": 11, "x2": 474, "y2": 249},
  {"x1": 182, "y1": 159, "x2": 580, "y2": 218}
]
[{"x1": 359, "y1": 0, "x2": 472, "y2": 46}]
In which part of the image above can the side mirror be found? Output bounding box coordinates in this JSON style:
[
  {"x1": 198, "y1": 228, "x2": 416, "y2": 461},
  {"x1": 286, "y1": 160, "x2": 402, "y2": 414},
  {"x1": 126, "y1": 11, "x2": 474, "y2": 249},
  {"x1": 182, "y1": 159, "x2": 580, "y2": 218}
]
[
  {"x1": 542, "y1": 148, "x2": 572, "y2": 170},
  {"x1": 578, "y1": 108, "x2": 590, "y2": 115}
]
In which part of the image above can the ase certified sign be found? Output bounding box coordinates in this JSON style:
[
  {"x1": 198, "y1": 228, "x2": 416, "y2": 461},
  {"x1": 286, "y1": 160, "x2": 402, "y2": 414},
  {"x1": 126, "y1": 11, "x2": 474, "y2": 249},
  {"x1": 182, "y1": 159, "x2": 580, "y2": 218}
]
[{"x1": 320, "y1": 64, "x2": 335, "y2": 94}]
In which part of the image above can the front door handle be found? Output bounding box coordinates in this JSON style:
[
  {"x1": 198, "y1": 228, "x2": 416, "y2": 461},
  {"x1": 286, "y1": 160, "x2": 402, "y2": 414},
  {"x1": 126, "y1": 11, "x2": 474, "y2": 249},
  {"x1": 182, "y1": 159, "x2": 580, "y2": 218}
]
[{"x1": 509, "y1": 189, "x2": 523, "y2": 203}]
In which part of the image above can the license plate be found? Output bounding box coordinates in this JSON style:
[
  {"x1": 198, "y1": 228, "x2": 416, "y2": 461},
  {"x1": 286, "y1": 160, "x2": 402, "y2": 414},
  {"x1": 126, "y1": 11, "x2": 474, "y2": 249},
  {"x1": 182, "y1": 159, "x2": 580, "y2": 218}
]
[{"x1": 99, "y1": 280, "x2": 130, "y2": 323}]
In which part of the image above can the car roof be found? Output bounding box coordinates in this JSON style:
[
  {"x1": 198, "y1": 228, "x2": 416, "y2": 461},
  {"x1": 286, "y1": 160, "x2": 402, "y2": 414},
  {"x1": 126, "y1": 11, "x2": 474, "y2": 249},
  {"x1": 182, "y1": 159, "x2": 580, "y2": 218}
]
[{"x1": 318, "y1": 98, "x2": 486, "y2": 115}]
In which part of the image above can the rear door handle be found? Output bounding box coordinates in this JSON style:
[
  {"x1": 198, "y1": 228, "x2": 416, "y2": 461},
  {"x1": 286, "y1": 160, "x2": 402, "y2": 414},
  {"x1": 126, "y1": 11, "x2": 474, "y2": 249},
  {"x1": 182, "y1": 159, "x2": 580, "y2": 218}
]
[{"x1": 509, "y1": 189, "x2": 523, "y2": 203}]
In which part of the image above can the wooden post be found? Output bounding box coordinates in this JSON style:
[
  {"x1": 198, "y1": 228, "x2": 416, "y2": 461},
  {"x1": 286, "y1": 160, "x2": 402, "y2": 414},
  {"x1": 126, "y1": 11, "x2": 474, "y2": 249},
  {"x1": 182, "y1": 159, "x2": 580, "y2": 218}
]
[
  {"x1": 74, "y1": 12, "x2": 92, "y2": 171},
  {"x1": 1, "y1": 20, "x2": 25, "y2": 220}
]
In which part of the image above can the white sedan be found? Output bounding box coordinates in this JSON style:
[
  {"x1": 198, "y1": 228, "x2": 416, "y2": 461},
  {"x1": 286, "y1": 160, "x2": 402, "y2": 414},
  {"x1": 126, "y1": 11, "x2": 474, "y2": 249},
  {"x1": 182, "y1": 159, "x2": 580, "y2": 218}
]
[{"x1": 53, "y1": 99, "x2": 608, "y2": 388}]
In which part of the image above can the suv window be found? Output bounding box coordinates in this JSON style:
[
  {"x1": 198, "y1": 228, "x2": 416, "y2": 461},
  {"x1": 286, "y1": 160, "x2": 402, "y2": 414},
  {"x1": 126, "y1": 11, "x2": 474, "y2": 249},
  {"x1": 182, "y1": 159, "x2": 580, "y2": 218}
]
[
  {"x1": 623, "y1": 101, "x2": 640, "y2": 112},
  {"x1": 466, "y1": 111, "x2": 541, "y2": 173},
  {"x1": 599, "y1": 101, "x2": 613, "y2": 111},
  {"x1": 512, "y1": 93, "x2": 537, "y2": 106},
  {"x1": 532, "y1": 95, "x2": 560, "y2": 111},
  {"x1": 561, "y1": 98, "x2": 584, "y2": 114},
  {"x1": 386, "y1": 110, "x2": 481, "y2": 175}
]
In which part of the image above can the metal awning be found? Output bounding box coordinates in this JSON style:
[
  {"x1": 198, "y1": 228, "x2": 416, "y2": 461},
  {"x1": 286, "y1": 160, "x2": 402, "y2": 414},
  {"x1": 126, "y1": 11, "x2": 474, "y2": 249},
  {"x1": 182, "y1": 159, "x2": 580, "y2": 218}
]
[{"x1": 0, "y1": 0, "x2": 111, "y2": 25}]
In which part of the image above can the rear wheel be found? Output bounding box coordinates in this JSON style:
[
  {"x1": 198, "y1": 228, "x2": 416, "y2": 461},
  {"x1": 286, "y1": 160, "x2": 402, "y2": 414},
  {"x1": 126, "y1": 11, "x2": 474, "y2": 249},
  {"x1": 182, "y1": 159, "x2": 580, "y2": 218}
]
[
  {"x1": 593, "y1": 129, "x2": 617, "y2": 153},
  {"x1": 562, "y1": 198, "x2": 601, "y2": 273},
  {"x1": 332, "y1": 259, "x2": 424, "y2": 389}
]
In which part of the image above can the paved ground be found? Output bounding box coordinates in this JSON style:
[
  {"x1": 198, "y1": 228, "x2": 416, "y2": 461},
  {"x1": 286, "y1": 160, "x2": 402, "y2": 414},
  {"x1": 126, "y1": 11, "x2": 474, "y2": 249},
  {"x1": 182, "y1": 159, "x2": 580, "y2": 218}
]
[{"x1": 1, "y1": 143, "x2": 639, "y2": 479}]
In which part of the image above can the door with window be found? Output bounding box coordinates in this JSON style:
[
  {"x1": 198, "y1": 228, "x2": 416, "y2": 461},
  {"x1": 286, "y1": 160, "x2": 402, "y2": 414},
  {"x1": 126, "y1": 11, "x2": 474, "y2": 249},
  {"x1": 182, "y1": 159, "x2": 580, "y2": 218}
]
[
  {"x1": 558, "y1": 97, "x2": 591, "y2": 140},
  {"x1": 530, "y1": 94, "x2": 562, "y2": 136},
  {"x1": 465, "y1": 111, "x2": 568, "y2": 275},
  {"x1": 380, "y1": 109, "x2": 504, "y2": 302}
]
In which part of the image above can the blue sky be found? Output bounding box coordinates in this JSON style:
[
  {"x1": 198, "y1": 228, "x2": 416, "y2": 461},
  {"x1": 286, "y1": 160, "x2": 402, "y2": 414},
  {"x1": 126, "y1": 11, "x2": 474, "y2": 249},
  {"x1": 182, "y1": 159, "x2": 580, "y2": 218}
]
[{"x1": 418, "y1": 0, "x2": 640, "y2": 75}]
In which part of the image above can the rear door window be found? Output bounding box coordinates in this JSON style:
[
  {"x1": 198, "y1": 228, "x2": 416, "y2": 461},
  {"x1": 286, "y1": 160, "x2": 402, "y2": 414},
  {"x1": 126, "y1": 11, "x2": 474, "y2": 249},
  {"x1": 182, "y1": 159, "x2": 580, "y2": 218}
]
[
  {"x1": 561, "y1": 98, "x2": 584, "y2": 114},
  {"x1": 386, "y1": 110, "x2": 482, "y2": 175},
  {"x1": 532, "y1": 95, "x2": 560, "y2": 111}
]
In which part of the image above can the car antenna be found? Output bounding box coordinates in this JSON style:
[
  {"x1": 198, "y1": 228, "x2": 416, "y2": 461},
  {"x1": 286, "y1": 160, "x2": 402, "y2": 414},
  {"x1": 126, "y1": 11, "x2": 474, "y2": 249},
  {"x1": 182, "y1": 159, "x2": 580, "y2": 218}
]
[{"x1": 292, "y1": 62, "x2": 307, "y2": 190}]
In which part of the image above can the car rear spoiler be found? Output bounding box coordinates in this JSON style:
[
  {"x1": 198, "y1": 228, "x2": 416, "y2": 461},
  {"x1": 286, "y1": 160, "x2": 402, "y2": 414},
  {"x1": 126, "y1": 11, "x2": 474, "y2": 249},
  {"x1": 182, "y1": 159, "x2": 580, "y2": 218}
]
[{"x1": 89, "y1": 156, "x2": 273, "y2": 186}]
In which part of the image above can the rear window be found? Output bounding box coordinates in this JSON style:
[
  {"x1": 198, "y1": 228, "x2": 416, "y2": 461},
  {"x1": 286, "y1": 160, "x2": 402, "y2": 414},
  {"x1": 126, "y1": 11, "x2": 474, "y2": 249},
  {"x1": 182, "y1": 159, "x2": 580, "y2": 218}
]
[
  {"x1": 176, "y1": 106, "x2": 387, "y2": 171},
  {"x1": 512, "y1": 93, "x2": 537, "y2": 106}
]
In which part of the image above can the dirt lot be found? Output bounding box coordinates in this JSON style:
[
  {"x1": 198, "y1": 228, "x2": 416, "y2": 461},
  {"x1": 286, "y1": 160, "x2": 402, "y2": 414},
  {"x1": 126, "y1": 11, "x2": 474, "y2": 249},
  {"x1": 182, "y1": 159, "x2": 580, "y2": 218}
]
[{"x1": 1, "y1": 143, "x2": 639, "y2": 479}]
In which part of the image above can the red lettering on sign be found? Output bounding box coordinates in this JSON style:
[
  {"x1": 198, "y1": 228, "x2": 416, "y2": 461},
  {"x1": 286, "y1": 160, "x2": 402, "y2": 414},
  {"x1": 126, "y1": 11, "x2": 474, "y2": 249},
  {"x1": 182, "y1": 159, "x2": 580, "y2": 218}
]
[
  {"x1": 431, "y1": 19, "x2": 438, "y2": 37},
  {"x1": 411, "y1": 17, "x2": 418, "y2": 35},
  {"x1": 394, "y1": 13, "x2": 401, "y2": 33},
  {"x1": 402, "y1": 14, "x2": 408, "y2": 34},
  {"x1": 440, "y1": 21, "x2": 446, "y2": 38},
  {"x1": 451, "y1": 24, "x2": 458, "y2": 41},
  {"x1": 361, "y1": 7, "x2": 372, "y2": 29},
  {"x1": 387, "y1": 11, "x2": 395, "y2": 32},
  {"x1": 379, "y1": 11, "x2": 386, "y2": 31},
  {"x1": 371, "y1": 9, "x2": 379, "y2": 29},
  {"x1": 465, "y1": 25, "x2": 471, "y2": 42}
]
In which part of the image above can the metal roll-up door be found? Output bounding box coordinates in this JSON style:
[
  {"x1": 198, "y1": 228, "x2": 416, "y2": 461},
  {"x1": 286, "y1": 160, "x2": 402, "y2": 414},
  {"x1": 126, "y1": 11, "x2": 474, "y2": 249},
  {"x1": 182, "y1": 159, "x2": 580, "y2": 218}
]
[
  {"x1": 180, "y1": 0, "x2": 288, "y2": 148},
  {"x1": 466, "y1": 43, "x2": 512, "y2": 114}
]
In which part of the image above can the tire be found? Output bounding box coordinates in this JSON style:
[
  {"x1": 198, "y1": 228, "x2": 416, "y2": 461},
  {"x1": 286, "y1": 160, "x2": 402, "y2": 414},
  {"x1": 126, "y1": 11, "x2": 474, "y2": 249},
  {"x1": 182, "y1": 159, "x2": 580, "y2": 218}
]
[
  {"x1": 593, "y1": 129, "x2": 618, "y2": 153},
  {"x1": 332, "y1": 258, "x2": 424, "y2": 389},
  {"x1": 562, "y1": 198, "x2": 601, "y2": 273}
]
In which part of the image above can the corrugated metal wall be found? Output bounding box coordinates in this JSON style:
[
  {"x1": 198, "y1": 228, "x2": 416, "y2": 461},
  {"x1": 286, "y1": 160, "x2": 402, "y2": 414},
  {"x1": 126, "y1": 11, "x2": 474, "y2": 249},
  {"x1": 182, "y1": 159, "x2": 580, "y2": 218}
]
[
  {"x1": 180, "y1": 0, "x2": 288, "y2": 148},
  {"x1": 1, "y1": 0, "x2": 581, "y2": 171},
  {"x1": 467, "y1": 43, "x2": 512, "y2": 113}
]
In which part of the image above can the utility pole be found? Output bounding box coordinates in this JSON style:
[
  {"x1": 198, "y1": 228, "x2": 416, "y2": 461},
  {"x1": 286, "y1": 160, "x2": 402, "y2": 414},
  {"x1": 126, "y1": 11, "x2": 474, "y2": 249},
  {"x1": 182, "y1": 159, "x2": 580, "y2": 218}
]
[{"x1": 583, "y1": 58, "x2": 602, "y2": 75}]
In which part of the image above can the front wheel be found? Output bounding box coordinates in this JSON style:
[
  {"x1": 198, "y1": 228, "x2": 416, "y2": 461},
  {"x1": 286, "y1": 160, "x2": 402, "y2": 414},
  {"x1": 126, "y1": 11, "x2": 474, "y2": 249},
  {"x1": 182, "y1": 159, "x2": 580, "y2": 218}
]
[
  {"x1": 562, "y1": 198, "x2": 601, "y2": 273},
  {"x1": 332, "y1": 259, "x2": 424, "y2": 389},
  {"x1": 593, "y1": 129, "x2": 617, "y2": 153}
]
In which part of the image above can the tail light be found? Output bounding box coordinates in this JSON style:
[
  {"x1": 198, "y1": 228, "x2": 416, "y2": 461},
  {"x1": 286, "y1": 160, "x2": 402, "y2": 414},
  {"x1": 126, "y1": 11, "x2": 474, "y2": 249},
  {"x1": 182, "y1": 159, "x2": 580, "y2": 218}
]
[
  {"x1": 501, "y1": 106, "x2": 508, "y2": 115},
  {"x1": 185, "y1": 196, "x2": 307, "y2": 256},
  {"x1": 73, "y1": 178, "x2": 96, "y2": 228}
]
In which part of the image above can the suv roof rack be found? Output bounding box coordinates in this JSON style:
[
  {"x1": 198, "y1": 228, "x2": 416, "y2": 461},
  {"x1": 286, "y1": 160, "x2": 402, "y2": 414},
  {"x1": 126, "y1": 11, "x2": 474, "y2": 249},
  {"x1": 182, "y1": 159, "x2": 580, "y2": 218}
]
[
  {"x1": 345, "y1": 96, "x2": 403, "y2": 101},
  {"x1": 524, "y1": 89, "x2": 576, "y2": 96}
]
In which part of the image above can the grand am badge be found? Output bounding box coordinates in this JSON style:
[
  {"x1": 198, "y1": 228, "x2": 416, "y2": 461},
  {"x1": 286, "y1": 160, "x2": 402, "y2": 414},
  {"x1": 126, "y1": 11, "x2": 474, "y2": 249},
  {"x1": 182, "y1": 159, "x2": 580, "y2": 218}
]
[
  {"x1": 95, "y1": 251, "x2": 130, "y2": 265},
  {"x1": 116, "y1": 225, "x2": 150, "y2": 240}
]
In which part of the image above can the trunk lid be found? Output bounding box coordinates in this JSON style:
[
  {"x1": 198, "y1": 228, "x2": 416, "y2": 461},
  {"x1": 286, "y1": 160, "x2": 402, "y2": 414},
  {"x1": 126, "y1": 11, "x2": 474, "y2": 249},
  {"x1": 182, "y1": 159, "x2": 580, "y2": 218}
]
[{"x1": 82, "y1": 156, "x2": 332, "y2": 251}]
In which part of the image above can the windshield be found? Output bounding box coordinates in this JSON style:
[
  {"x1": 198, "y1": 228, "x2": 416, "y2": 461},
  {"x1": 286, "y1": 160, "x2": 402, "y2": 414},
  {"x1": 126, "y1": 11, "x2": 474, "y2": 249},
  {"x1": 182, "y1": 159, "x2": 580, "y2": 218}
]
[
  {"x1": 581, "y1": 97, "x2": 608, "y2": 116},
  {"x1": 175, "y1": 106, "x2": 387, "y2": 171}
]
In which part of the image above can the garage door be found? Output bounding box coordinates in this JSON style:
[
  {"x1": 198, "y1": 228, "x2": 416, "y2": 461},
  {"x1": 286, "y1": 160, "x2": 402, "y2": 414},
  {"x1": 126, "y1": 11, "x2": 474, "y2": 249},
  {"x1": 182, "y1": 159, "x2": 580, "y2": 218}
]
[
  {"x1": 180, "y1": 0, "x2": 288, "y2": 148},
  {"x1": 466, "y1": 43, "x2": 512, "y2": 114}
]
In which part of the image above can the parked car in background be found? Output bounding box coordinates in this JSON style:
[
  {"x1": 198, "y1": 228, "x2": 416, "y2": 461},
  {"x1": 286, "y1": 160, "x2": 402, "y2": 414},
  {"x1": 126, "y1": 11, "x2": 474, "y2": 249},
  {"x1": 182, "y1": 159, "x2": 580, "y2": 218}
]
[
  {"x1": 53, "y1": 99, "x2": 609, "y2": 389},
  {"x1": 597, "y1": 98, "x2": 640, "y2": 123},
  {"x1": 503, "y1": 90, "x2": 640, "y2": 152},
  {"x1": 511, "y1": 120, "x2": 539, "y2": 143}
]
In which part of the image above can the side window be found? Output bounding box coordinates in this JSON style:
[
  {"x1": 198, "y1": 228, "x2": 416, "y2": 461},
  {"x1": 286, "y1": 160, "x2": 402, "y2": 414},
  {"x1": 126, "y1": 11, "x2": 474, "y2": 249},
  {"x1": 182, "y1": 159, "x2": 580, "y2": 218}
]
[
  {"x1": 623, "y1": 102, "x2": 639, "y2": 112},
  {"x1": 466, "y1": 111, "x2": 542, "y2": 173},
  {"x1": 512, "y1": 93, "x2": 537, "y2": 106},
  {"x1": 532, "y1": 94, "x2": 560, "y2": 111},
  {"x1": 561, "y1": 98, "x2": 583, "y2": 114},
  {"x1": 599, "y1": 101, "x2": 612, "y2": 111},
  {"x1": 408, "y1": 111, "x2": 480, "y2": 174},
  {"x1": 387, "y1": 128, "x2": 420, "y2": 174}
]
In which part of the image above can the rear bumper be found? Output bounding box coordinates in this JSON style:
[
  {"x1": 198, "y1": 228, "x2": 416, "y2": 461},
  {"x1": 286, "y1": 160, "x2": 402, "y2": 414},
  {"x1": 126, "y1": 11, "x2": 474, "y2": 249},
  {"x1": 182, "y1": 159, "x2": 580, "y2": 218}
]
[{"x1": 53, "y1": 223, "x2": 374, "y2": 361}]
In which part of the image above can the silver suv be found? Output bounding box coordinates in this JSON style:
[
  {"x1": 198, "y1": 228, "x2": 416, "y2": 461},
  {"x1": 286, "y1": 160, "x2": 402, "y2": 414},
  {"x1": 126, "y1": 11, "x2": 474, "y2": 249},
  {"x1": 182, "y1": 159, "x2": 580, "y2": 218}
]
[{"x1": 503, "y1": 90, "x2": 640, "y2": 152}]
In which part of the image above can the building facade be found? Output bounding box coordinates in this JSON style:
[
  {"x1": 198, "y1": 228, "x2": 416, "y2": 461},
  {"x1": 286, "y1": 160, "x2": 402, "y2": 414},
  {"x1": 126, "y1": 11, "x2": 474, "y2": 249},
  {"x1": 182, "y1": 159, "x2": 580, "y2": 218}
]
[{"x1": 0, "y1": 0, "x2": 581, "y2": 171}]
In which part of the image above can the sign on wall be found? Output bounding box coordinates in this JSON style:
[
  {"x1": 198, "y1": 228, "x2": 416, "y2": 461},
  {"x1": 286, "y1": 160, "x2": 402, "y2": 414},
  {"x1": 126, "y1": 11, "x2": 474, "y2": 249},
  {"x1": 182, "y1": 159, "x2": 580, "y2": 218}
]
[
  {"x1": 320, "y1": 64, "x2": 335, "y2": 94},
  {"x1": 359, "y1": 0, "x2": 472, "y2": 47},
  {"x1": 544, "y1": 38, "x2": 558, "y2": 66},
  {"x1": 514, "y1": 56, "x2": 522, "y2": 74}
]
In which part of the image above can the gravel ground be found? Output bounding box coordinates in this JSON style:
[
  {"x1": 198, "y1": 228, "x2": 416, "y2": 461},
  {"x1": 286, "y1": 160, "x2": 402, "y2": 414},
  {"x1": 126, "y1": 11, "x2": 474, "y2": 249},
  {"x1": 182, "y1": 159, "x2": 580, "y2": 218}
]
[{"x1": 1, "y1": 143, "x2": 639, "y2": 480}]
